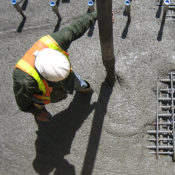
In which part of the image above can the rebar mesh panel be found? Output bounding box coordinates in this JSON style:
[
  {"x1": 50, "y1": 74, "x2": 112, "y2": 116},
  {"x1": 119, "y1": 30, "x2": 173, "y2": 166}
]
[{"x1": 148, "y1": 72, "x2": 175, "y2": 161}]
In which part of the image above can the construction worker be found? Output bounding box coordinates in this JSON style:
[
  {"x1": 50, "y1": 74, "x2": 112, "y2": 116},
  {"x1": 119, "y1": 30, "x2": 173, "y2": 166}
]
[{"x1": 13, "y1": 12, "x2": 97, "y2": 122}]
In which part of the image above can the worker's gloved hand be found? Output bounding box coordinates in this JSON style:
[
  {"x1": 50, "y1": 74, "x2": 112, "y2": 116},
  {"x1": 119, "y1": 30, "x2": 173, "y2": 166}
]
[{"x1": 35, "y1": 110, "x2": 52, "y2": 122}]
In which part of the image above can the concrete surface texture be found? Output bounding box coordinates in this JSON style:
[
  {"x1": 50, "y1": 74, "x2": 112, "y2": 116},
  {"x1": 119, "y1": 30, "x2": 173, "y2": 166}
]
[{"x1": 0, "y1": 0, "x2": 175, "y2": 174}]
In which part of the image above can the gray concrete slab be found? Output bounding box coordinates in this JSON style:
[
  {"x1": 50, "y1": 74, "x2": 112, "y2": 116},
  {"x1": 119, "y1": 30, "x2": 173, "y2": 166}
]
[{"x1": 1, "y1": 0, "x2": 175, "y2": 174}]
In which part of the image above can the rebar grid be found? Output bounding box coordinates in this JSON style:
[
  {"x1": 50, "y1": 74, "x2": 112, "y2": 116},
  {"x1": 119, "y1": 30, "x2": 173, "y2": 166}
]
[{"x1": 148, "y1": 72, "x2": 175, "y2": 161}]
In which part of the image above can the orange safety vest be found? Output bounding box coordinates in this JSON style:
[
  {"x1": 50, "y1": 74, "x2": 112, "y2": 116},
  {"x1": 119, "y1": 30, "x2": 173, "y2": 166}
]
[{"x1": 15, "y1": 35, "x2": 71, "y2": 104}]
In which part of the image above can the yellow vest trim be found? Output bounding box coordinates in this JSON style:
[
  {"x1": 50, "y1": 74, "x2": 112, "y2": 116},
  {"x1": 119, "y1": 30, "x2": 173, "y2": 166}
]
[
  {"x1": 40, "y1": 36, "x2": 59, "y2": 50},
  {"x1": 39, "y1": 35, "x2": 67, "y2": 56},
  {"x1": 16, "y1": 59, "x2": 46, "y2": 94}
]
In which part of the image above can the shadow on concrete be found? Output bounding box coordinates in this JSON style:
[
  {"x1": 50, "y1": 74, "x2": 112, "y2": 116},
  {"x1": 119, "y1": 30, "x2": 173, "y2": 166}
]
[
  {"x1": 33, "y1": 92, "x2": 96, "y2": 175},
  {"x1": 14, "y1": 0, "x2": 27, "y2": 33},
  {"x1": 21, "y1": 0, "x2": 28, "y2": 11},
  {"x1": 56, "y1": 0, "x2": 61, "y2": 6},
  {"x1": 53, "y1": 18, "x2": 62, "y2": 32},
  {"x1": 17, "y1": 16, "x2": 26, "y2": 33},
  {"x1": 157, "y1": 13, "x2": 166, "y2": 41},
  {"x1": 121, "y1": 17, "x2": 131, "y2": 39},
  {"x1": 81, "y1": 81, "x2": 113, "y2": 175},
  {"x1": 62, "y1": 0, "x2": 70, "y2": 3},
  {"x1": 156, "y1": 0, "x2": 163, "y2": 18},
  {"x1": 123, "y1": 8, "x2": 127, "y2": 16},
  {"x1": 87, "y1": 22, "x2": 96, "y2": 37}
]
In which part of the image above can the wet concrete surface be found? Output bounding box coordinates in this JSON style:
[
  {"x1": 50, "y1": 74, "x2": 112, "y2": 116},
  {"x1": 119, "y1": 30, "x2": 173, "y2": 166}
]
[{"x1": 0, "y1": 0, "x2": 175, "y2": 174}]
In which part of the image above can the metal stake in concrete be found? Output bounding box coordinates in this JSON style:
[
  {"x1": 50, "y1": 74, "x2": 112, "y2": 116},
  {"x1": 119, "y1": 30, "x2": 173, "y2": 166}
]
[
  {"x1": 125, "y1": 0, "x2": 131, "y2": 13},
  {"x1": 11, "y1": 0, "x2": 26, "y2": 18},
  {"x1": 88, "y1": 1, "x2": 94, "y2": 13},
  {"x1": 125, "y1": 0, "x2": 131, "y2": 20},
  {"x1": 163, "y1": 0, "x2": 170, "y2": 14},
  {"x1": 49, "y1": 1, "x2": 61, "y2": 19}
]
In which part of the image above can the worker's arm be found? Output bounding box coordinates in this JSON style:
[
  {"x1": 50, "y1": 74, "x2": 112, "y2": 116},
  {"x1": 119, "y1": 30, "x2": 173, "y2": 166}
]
[
  {"x1": 50, "y1": 12, "x2": 97, "y2": 51},
  {"x1": 13, "y1": 69, "x2": 45, "y2": 117}
]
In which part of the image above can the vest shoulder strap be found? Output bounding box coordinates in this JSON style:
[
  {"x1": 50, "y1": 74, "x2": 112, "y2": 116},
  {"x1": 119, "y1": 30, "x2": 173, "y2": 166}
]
[{"x1": 40, "y1": 35, "x2": 69, "y2": 57}]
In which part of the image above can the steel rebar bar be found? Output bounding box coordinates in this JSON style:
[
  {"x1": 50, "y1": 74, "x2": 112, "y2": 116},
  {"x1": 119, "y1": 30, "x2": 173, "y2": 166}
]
[
  {"x1": 154, "y1": 122, "x2": 173, "y2": 125},
  {"x1": 149, "y1": 138, "x2": 173, "y2": 141},
  {"x1": 163, "y1": 0, "x2": 170, "y2": 14},
  {"x1": 170, "y1": 72, "x2": 175, "y2": 161},
  {"x1": 149, "y1": 151, "x2": 173, "y2": 155},
  {"x1": 11, "y1": 0, "x2": 26, "y2": 18},
  {"x1": 88, "y1": 1, "x2": 94, "y2": 13},
  {"x1": 158, "y1": 113, "x2": 174, "y2": 118},
  {"x1": 156, "y1": 81, "x2": 159, "y2": 158},
  {"x1": 49, "y1": 1, "x2": 61, "y2": 19},
  {"x1": 125, "y1": 0, "x2": 131, "y2": 13},
  {"x1": 148, "y1": 130, "x2": 172, "y2": 134},
  {"x1": 147, "y1": 145, "x2": 173, "y2": 149},
  {"x1": 125, "y1": 0, "x2": 131, "y2": 21},
  {"x1": 159, "y1": 97, "x2": 175, "y2": 101}
]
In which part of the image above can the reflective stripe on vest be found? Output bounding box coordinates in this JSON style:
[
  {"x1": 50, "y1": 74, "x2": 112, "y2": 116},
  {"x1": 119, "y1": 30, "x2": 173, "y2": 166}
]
[
  {"x1": 34, "y1": 79, "x2": 52, "y2": 104},
  {"x1": 40, "y1": 35, "x2": 69, "y2": 58},
  {"x1": 16, "y1": 59, "x2": 46, "y2": 94}
]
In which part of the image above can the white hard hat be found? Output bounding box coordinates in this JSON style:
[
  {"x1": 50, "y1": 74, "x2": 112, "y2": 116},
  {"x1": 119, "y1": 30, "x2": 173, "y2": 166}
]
[{"x1": 34, "y1": 48, "x2": 71, "y2": 82}]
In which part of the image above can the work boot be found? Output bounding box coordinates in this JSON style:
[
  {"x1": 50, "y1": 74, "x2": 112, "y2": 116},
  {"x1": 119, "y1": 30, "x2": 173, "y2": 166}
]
[{"x1": 79, "y1": 81, "x2": 93, "y2": 93}]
